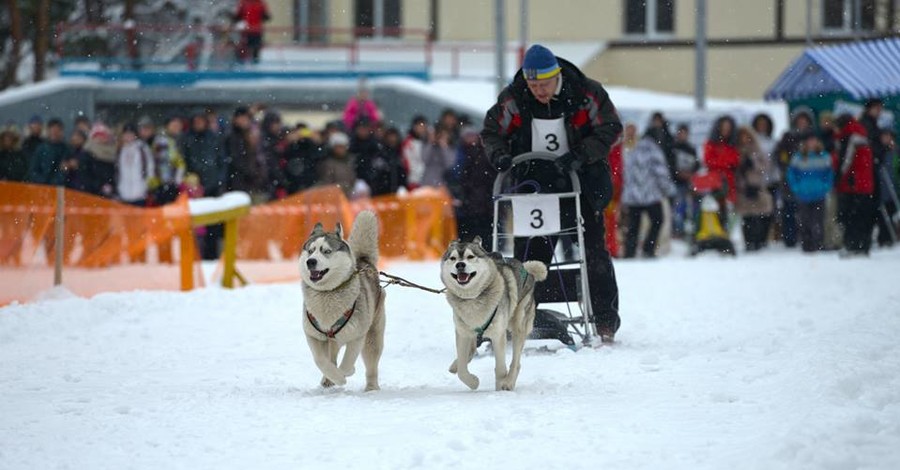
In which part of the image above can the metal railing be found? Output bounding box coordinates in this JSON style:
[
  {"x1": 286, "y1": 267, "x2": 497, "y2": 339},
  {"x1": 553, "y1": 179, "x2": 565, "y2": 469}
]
[{"x1": 55, "y1": 22, "x2": 523, "y2": 78}]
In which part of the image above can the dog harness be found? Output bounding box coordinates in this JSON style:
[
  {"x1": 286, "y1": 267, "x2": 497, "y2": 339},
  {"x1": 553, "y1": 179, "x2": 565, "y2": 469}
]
[
  {"x1": 473, "y1": 306, "x2": 499, "y2": 335},
  {"x1": 472, "y1": 265, "x2": 532, "y2": 335},
  {"x1": 306, "y1": 301, "x2": 357, "y2": 339}
]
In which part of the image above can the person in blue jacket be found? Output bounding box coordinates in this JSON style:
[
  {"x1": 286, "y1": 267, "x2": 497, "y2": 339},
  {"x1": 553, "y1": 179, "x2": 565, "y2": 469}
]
[{"x1": 786, "y1": 132, "x2": 834, "y2": 252}]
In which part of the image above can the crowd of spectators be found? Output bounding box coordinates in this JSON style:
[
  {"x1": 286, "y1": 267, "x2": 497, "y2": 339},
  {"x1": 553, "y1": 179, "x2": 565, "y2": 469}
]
[
  {"x1": 614, "y1": 101, "x2": 899, "y2": 258},
  {"x1": 2, "y1": 97, "x2": 897, "y2": 261},
  {"x1": 0, "y1": 100, "x2": 493, "y2": 259}
]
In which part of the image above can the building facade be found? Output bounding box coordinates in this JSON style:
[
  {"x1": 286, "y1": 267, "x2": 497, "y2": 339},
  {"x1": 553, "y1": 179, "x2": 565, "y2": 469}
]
[{"x1": 265, "y1": 0, "x2": 898, "y2": 99}]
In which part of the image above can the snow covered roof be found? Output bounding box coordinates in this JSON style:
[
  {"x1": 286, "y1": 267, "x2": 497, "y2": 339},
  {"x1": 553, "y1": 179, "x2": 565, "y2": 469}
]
[{"x1": 765, "y1": 37, "x2": 900, "y2": 101}]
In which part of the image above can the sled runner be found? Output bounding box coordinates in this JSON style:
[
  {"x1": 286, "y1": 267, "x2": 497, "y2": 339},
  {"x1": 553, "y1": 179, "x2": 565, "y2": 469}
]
[{"x1": 491, "y1": 151, "x2": 595, "y2": 347}]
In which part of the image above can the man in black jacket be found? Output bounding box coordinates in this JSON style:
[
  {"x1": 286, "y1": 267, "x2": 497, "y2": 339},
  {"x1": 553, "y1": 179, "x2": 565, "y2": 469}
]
[
  {"x1": 481, "y1": 44, "x2": 623, "y2": 343},
  {"x1": 181, "y1": 112, "x2": 227, "y2": 259}
]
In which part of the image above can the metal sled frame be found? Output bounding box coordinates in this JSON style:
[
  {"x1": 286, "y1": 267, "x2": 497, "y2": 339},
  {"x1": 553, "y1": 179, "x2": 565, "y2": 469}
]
[{"x1": 491, "y1": 152, "x2": 595, "y2": 346}]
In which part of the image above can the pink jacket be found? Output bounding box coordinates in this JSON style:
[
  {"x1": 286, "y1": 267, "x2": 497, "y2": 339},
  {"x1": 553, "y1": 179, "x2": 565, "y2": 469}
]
[{"x1": 342, "y1": 98, "x2": 381, "y2": 131}]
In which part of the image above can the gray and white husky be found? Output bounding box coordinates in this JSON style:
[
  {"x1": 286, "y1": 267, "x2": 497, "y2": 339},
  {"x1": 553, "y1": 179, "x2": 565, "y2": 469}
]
[
  {"x1": 299, "y1": 210, "x2": 385, "y2": 391},
  {"x1": 439, "y1": 237, "x2": 547, "y2": 391}
]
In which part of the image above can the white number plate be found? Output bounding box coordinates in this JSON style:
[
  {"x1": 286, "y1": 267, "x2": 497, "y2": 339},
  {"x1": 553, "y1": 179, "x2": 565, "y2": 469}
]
[{"x1": 511, "y1": 195, "x2": 561, "y2": 236}]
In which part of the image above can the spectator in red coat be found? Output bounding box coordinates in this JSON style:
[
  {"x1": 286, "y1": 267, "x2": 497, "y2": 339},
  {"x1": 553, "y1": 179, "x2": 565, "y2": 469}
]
[
  {"x1": 703, "y1": 116, "x2": 740, "y2": 204},
  {"x1": 833, "y1": 114, "x2": 877, "y2": 257},
  {"x1": 234, "y1": 0, "x2": 270, "y2": 64}
]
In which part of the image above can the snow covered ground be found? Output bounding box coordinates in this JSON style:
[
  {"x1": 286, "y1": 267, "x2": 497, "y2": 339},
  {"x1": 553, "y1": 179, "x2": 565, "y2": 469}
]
[{"x1": 2, "y1": 245, "x2": 899, "y2": 469}]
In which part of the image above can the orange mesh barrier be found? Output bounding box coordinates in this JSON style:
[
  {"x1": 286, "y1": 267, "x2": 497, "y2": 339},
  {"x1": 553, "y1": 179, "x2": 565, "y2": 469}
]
[
  {"x1": 237, "y1": 185, "x2": 456, "y2": 263},
  {"x1": 1, "y1": 182, "x2": 457, "y2": 305},
  {"x1": 0, "y1": 182, "x2": 191, "y2": 305}
]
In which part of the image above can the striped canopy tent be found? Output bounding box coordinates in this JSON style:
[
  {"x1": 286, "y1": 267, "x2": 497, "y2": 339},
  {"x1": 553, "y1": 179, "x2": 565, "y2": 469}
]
[{"x1": 765, "y1": 37, "x2": 900, "y2": 101}]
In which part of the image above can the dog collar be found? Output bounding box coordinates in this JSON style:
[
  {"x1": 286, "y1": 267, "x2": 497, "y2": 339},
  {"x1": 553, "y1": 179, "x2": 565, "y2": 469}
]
[{"x1": 307, "y1": 301, "x2": 357, "y2": 339}]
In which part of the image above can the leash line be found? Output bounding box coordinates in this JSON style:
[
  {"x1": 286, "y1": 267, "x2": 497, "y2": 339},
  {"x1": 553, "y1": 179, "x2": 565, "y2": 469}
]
[{"x1": 378, "y1": 271, "x2": 446, "y2": 295}]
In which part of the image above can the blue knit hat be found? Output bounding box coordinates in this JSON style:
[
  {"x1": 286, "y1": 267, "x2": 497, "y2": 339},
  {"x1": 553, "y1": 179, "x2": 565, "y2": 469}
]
[{"x1": 522, "y1": 44, "x2": 560, "y2": 80}]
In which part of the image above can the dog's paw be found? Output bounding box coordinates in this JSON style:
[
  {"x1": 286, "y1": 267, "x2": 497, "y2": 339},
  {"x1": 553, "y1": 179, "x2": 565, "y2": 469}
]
[
  {"x1": 497, "y1": 377, "x2": 516, "y2": 391},
  {"x1": 364, "y1": 383, "x2": 380, "y2": 392},
  {"x1": 459, "y1": 373, "x2": 480, "y2": 390},
  {"x1": 321, "y1": 375, "x2": 347, "y2": 388},
  {"x1": 448, "y1": 359, "x2": 458, "y2": 374},
  {"x1": 339, "y1": 365, "x2": 356, "y2": 377}
]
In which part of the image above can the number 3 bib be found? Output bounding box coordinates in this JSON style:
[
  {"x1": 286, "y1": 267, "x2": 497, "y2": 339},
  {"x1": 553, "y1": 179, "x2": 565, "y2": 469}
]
[{"x1": 531, "y1": 117, "x2": 569, "y2": 156}]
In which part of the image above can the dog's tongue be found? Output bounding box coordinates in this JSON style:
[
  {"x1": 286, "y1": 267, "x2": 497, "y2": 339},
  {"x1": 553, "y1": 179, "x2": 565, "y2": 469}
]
[
  {"x1": 310, "y1": 270, "x2": 323, "y2": 281},
  {"x1": 456, "y1": 272, "x2": 470, "y2": 283}
]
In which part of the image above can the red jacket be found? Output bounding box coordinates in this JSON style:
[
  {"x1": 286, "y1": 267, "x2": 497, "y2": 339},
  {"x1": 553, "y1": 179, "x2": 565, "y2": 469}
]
[
  {"x1": 833, "y1": 119, "x2": 875, "y2": 195},
  {"x1": 235, "y1": 0, "x2": 270, "y2": 34},
  {"x1": 703, "y1": 140, "x2": 740, "y2": 202},
  {"x1": 608, "y1": 143, "x2": 623, "y2": 200}
]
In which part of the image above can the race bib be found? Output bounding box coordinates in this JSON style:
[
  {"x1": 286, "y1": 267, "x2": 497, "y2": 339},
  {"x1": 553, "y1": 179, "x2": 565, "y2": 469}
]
[
  {"x1": 512, "y1": 195, "x2": 561, "y2": 236},
  {"x1": 531, "y1": 117, "x2": 569, "y2": 156}
]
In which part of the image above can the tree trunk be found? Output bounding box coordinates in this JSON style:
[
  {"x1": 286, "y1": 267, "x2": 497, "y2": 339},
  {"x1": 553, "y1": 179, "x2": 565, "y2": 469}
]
[
  {"x1": 33, "y1": 0, "x2": 50, "y2": 82},
  {"x1": 84, "y1": 0, "x2": 104, "y2": 24},
  {"x1": 2, "y1": 0, "x2": 23, "y2": 88},
  {"x1": 124, "y1": 0, "x2": 138, "y2": 67}
]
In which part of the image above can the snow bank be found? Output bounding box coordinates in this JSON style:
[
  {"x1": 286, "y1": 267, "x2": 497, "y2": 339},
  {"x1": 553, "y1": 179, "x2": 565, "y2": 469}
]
[
  {"x1": 187, "y1": 191, "x2": 251, "y2": 217},
  {"x1": 0, "y1": 77, "x2": 138, "y2": 107},
  {"x1": 2, "y1": 246, "x2": 899, "y2": 469}
]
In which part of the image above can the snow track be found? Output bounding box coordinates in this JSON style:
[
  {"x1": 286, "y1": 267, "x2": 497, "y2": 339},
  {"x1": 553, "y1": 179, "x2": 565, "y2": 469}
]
[{"x1": 2, "y1": 247, "x2": 899, "y2": 469}]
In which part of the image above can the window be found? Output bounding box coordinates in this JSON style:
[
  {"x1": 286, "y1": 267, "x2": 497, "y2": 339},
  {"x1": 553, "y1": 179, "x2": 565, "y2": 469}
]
[
  {"x1": 355, "y1": 0, "x2": 402, "y2": 38},
  {"x1": 823, "y1": 0, "x2": 875, "y2": 32},
  {"x1": 625, "y1": 0, "x2": 675, "y2": 36},
  {"x1": 295, "y1": 0, "x2": 329, "y2": 43}
]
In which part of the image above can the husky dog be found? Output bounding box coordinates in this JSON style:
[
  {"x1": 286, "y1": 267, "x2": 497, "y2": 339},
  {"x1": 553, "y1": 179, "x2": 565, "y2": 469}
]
[
  {"x1": 299, "y1": 211, "x2": 385, "y2": 391},
  {"x1": 440, "y1": 237, "x2": 547, "y2": 391}
]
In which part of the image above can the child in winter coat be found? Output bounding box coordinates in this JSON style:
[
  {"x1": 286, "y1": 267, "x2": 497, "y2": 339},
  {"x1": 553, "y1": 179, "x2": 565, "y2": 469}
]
[
  {"x1": 787, "y1": 132, "x2": 834, "y2": 252},
  {"x1": 116, "y1": 122, "x2": 155, "y2": 206}
]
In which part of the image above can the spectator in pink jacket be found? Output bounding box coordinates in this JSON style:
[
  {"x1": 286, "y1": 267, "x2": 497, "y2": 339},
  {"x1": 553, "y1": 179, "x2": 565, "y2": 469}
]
[{"x1": 342, "y1": 83, "x2": 381, "y2": 132}]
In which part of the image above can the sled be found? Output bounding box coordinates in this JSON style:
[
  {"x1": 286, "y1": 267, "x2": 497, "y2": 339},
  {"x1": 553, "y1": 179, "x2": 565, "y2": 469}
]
[
  {"x1": 491, "y1": 151, "x2": 596, "y2": 348},
  {"x1": 689, "y1": 171, "x2": 736, "y2": 256}
]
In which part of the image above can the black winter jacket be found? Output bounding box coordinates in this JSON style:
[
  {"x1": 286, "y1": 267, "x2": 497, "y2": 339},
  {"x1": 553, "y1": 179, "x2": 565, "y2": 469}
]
[
  {"x1": 181, "y1": 129, "x2": 226, "y2": 196},
  {"x1": 480, "y1": 58, "x2": 622, "y2": 212}
]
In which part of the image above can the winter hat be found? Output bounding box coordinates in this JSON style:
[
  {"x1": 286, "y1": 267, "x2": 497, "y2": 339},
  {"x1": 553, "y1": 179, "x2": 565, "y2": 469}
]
[
  {"x1": 522, "y1": 44, "x2": 560, "y2": 80},
  {"x1": 28, "y1": 115, "x2": 43, "y2": 125},
  {"x1": 328, "y1": 132, "x2": 350, "y2": 148},
  {"x1": 89, "y1": 123, "x2": 112, "y2": 141},
  {"x1": 137, "y1": 115, "x2": 154, "y2": 128},
  {"x1": 864, "y1": 98, "x2": 884, "y2": 109},
  {"x1": 121, "y1": 122, "x2": 139, "y2": 135},
  {"x1": 460, "y1": 125, "x2": 479, "y2": 138}
]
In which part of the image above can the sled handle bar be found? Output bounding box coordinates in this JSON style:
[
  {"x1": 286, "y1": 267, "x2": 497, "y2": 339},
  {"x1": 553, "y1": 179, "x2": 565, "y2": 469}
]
[{"x1": 492, "y1": 151, "x2": 581, "y2": 195}]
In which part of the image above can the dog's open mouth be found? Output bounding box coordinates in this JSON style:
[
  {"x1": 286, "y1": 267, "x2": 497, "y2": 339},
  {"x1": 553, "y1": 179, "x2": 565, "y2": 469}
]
[
  {"x1": 451, "y1": 271, "x2": 475, "y2": 285},
  {"x1": 308, "y1": 269, "x2": 329, "y2": 282}
]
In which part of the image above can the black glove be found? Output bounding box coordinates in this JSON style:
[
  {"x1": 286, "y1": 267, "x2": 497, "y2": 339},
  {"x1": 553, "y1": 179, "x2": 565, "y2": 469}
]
[
  {"x1": 554, "y1": 152, "x2": 581, "y2": 173},
  {"x1": 494, "y1": 154, "x2": 513, "y2": 172}
]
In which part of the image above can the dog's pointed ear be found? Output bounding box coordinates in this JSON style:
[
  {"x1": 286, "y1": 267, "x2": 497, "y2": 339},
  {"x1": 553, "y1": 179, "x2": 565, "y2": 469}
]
[
  {"x1": 472, "y1": 236, "x2": 483, "y2": 247},
  {"x1": 335, "y1": 222, "x2": 343, "y2": 239},
  {"x1": 311, "y1": 222, "x2": 325, "y2": 236}
]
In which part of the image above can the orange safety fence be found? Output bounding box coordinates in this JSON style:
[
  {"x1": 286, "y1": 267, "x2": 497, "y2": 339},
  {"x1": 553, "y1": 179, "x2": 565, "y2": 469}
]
[
  {"x1": 238, "y1": 186, "x2": 457, "y2": 263},
  {"x1": 0, "y1": 182, "x2": 457, "y2": 305}
]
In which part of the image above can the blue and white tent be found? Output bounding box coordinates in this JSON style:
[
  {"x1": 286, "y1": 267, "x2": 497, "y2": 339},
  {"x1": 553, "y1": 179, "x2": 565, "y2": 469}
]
[{"x1": 765, "y1": 38, "x2": 900, "y2": 101}]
